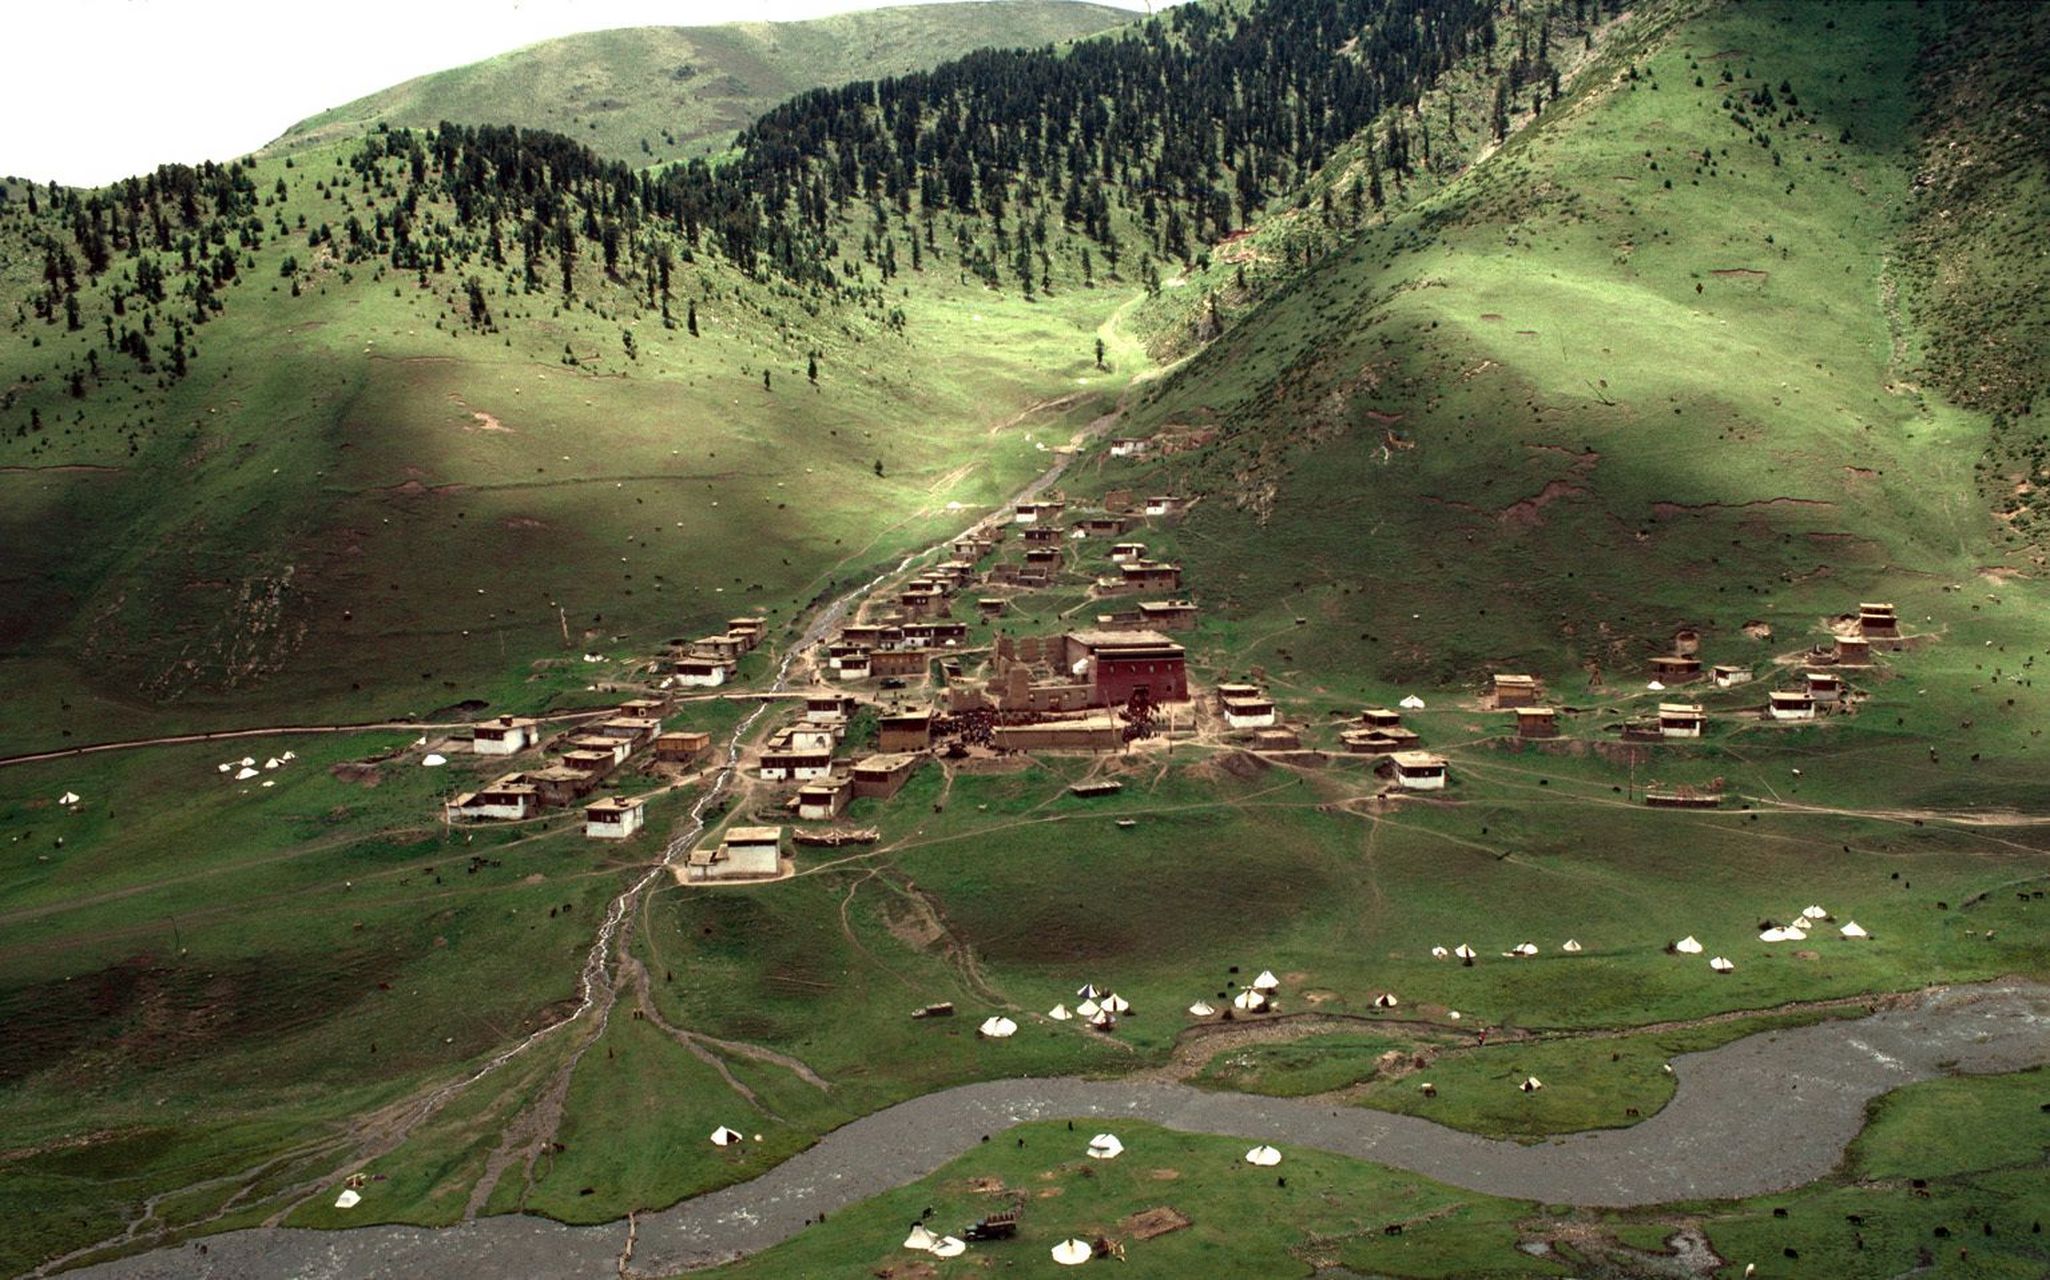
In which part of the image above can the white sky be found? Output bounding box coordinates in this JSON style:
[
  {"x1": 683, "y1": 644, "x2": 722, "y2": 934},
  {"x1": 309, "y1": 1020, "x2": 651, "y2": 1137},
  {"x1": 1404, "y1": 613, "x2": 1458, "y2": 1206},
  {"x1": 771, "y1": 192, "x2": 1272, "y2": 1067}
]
[{"x1": 4, "y1": 0, "x2": 1163, "y2": 188}]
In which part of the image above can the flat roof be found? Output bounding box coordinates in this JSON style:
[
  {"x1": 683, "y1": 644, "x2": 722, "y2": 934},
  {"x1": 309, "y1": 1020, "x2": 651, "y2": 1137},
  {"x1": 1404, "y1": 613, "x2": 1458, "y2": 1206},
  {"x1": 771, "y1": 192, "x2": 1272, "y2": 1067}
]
[
  {"x1": 586, "y1": 795, "x2": 646, "y2": 813},
  {"x1": 853, "y1": 752, "x2": 923, "y2": 773},
  {"x1": 725, "y1": 826, "x2": 783, "y2": 843},
  {"x1": 526, "y1": 766, "x2": 589, "y2": 782},
  {"x1": 1657, "y1": 703, "x2": 1706, "y2": 715},
  {"x1": 994, "y1": 715, "x2": 1120, "y2": 733},
  {"x1": 1391, "y1": 751, "x2": 1448, "y2": 767},
  {"x1": 1514, "y1": 706, "x2": 1557, "y2": 716},
  {"x1": 1068, "y1": 628, "x2": 1182, "y2": 651},
  {"x1": 1493, "y1": 674, "x2": 1537, "y2": 685}
]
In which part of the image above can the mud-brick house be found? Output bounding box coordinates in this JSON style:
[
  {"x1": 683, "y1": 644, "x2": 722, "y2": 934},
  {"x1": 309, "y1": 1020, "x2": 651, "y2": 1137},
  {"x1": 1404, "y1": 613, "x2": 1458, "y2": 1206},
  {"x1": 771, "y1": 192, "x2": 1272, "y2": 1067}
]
[
  {"x1": 446, "y1": 774, "x2": 537, "y2": 822},
  {"x1": 674, "y1": 656, "x2": 735, "y2": 688},
  {"x1": 1768, "y1": 691, "x2": 1816, "y2": 721},
  {"x1": 1657, "y1": 703, "x2": 1706, "y2": 739},
  {"x1": 584, "y1": 794, "x2": 647, "y2": 840},
  {"x1": 686, "y1": 826, "x2": 784, "y2": 882},
  {"x1": 654, "y1": 731, "x2": 710, "y2": 763},
  {"x1": 1390, "y1": 751, "x2": 1449, "y2": 790},
  {"x1": 472, "y1": 715, "x2": 538, "y2": 756},
  {"x1": 877, "y1": 707, "x2": 934, "y2": 753},
  {"x1": 1649, "y1": 655, "x2": 1701, "y2": 684},
  {"x1": 795, "y1": 777, "x2": 851, "y2": 821},
  {"x1": 1492, "y1": 674, "x2": 1540, "y2": 708},
  {"x1": 852, "y1": 752, "x2": 924, "y2": 799},
  {"x1": 1858, "y1": 602, "x2": 1898, "y2": 637}
]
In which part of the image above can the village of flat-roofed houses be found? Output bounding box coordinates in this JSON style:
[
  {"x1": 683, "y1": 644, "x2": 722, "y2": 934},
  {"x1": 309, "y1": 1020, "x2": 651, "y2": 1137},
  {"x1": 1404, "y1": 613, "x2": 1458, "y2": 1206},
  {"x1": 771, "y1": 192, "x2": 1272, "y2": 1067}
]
[{"x1": 431, "y1": 427, "x2": 1929, "y2": 896}]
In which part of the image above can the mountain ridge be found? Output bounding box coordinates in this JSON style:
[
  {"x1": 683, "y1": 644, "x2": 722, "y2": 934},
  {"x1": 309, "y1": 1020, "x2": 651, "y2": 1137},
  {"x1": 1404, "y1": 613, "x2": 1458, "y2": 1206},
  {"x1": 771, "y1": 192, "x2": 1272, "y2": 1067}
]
[{"x1": 268, "y1": 1, "x2": 1138, "y2": 166}]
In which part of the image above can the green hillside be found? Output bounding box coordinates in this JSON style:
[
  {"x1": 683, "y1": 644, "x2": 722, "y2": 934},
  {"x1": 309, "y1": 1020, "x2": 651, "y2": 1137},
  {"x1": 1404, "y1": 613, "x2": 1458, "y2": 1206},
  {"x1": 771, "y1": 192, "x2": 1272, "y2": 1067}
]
[
  {"x1": 271, "y1": 1, "x2": 1138, "y2": 166},
  {"x1": 3, "y1": 0, "x2": 2048, "y2": 1276},
  {"x1": 1101, "y1": 0, "x2": 2050, "y2": 805}
]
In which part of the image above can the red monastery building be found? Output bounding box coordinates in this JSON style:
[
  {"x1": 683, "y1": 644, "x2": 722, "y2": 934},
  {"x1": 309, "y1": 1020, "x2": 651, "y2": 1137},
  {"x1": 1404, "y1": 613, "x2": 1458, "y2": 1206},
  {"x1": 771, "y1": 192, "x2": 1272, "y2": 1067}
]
[{"x1": 1063, "y1": 630, "x2": 1189, "y2": 705}]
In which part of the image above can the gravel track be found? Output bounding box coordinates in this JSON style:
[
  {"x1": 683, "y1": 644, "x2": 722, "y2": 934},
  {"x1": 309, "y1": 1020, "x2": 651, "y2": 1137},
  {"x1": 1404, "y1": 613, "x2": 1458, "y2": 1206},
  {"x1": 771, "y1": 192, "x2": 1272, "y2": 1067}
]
[{"x1": 61, "y1": 979, "x2": 2050, "y2": 1279}]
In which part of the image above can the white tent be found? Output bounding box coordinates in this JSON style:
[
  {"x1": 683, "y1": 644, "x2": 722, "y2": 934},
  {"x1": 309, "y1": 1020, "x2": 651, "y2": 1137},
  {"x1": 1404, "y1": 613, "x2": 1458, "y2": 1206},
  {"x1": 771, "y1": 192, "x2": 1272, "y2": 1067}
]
[
  {"x1": 1520, "y1": 1076, "x2": 1544, "y2": 1092},
  {"x1": 1187, "y1": 1001, "x2": 1216, "y2": 1017},
  {"x1": 1089, "y1": 1010, "x2": 1114, "y2": 1028},
  {"x1": 1801, "y1": 905, "x2": 1829, "y2": 920},
  {"x1": 1453, "y1": 943, "x2": 1477, "y2": 960},
  {"x1": 1087, "y1": 1133, "x2": 1124, "y2": 1160},
  {"x1": 1252, "y1": 970, "x2": 1280, "y2": 991},
  {"x1": 1430, "y1": 946, "x2": 1450, "y2": 958},
  {"x1": 1075, "y1": 998, "x2": 1101, "y2": 1018},
  {"x1": 1101, "y1": 993, "x2": 1131, "y2": 1014},
  {"x1": 1076, "y1": 983, "x2": 1101, "y2": 999},
  {"x1": 709, "y1": 1126, "x2": 744, "y2": 1146},
  {"x1": 281, "y1": 751, "x2": 296, "y2": 761},
  {"x1": 1048, "y1": 1003, "x2": 1073, "y2": 1021},
  {"x1": 1448, "y1": 1010, "x2": 1462, "y2": 1021},
  {"x1": 1710, "y1": 956, "x2": 1735, "y2": 973},
  {"x1": 1231, "y1": 989, "x2": 1267, "y2": 1011},
  {"x1": 931, "y1": 1237, "x2": 966, "y2": 1258},
  {"x1": 240, "y1": 756, "x2": 256, "y2": 767},
  {"x1": 218, "y1": 763, "x2": 232, "y2": 773},
  {"x1": 58, "y1": 791, "x2": 80, "y2": 806},
  {"x1": 1647, "y1": 680, "x2": 1666, "y2": 691},
  {"x1": 1051, "y1": 1239, "x2": 1093, "y2": 1266},
  {"x1": 1674, "y1": 936, "x2": 1704, "y2": 954},
  {"x1": 904, "y1": 1224, "x2": 941, "y2": 1252},
  {"x1": 265, "y1": 758, "x2": 283, "y2": 770},
  {"x1": 1512, "y1": 942, "x2": 1538, "y2": 956},
  {"x1": 979, "y1": 1016, "x2": 1018, "y2": 1038},
  {"x1": 1373, "y1": 993, "x2": 1399, "y2": 1009},
  {"x1": 334, "y1": 1188, "x2": 361, "y2": 1210},
  {"x1": 235, "y1": 767, "x2": 260, "y2": 780},
  {"x1": 422, "y1": 754, "x2": 448, "y2": 767},
  {"x1": 1400, "y1": 695, "x2": 1427, "y2": 710},
  {"x1": 1758, "y1": 927, "x2": 1799, "y2": 943},
  {"x1": 1840, "y1": 920, "x2": 1869, "y2": 938},
  {"x1": 1561, "y1": 939, "x2": 1583, "y2": 953},
  {"x1": 1244, "y1": 1145, "x2": 1282, "y2": 1166}
]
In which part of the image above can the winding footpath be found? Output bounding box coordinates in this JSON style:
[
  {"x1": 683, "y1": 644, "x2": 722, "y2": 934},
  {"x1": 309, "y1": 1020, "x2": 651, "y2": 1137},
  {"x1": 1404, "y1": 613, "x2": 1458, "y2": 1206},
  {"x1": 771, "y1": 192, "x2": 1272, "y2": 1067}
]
[{"x1": 65, "y1": 979, "x2": 2050, "y2": 1278}]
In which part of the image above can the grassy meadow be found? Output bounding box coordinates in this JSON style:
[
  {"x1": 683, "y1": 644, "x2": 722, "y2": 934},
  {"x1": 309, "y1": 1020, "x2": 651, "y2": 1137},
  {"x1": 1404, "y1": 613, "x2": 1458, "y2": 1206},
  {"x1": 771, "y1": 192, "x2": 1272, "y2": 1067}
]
[
  {"x1": 705, "y1": 1066, "x2": 2050, "y2": 1278},
  {"x1": 2, "y1": 0, "x2": 2047, "y2": 1274},
  {"x1": 272, "y1": 3, "x2": 1138, "y2": 167}
]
